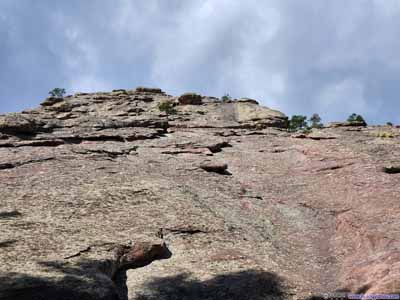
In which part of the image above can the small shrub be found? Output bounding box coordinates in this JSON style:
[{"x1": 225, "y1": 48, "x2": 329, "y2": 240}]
[
  {"x1": 221, "y1": 93, "x2": 232, "y2": 102},
  {"x1": 157, "y1": 100, "x2": 176, "y2": 114},
  {"x1": 49, "y1": 88, "x2": 66, "y2": 98},
  {"x1": 309, "y1": 113, "x2": 323, "y2": 128},
  {"x1": 347, "y1": 113, "x2": 366, "y2": 125},
  {"x1": 288, "y1": 115, "x2": 308, "y2": 132},
  {"x1": 387, "y1": 122, "x2": 393, "y2": 126}
]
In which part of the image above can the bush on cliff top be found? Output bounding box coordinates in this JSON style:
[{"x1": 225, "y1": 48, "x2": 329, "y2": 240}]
[
  {"x1": 49, "y1": 88, "x2": 66, "y2": 98},
  {"x1": 347, "y1": 113, "x2": 366, "y2": 125},
  {"x1": 288, "y1": 115, "x2": 307, "y2": 132}
]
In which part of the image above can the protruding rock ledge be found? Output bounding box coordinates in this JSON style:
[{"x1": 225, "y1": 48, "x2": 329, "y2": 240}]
[
  {"x1": 178, "y1": 93, "x2": 203, "y2": 105},
  {"x1": 0, "y1": 113, "x2": 44, "y2": 135},
  {"x1": 40, "y1": 97, "x2": 65, "y2": 107},
  {"x1": 135, "y1": 87, "x2": 164, "y2": 94},
  {"x1": 326, "y1": 121, "x2": 367, "y2": 128},
  {"x1": 237, "y1": 98, "x2": 259, "y2": 105},
  {"x1": 0, "y1": 240, "x2": 171, "y2": 300},
  {"x1": 0, "y1": 88, "x2": 289, "y2": 141}
]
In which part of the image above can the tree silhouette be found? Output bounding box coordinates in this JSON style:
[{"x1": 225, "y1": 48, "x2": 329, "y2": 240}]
[{"x1": 49, "y1": 88, "x2": 66, "y2": 98}]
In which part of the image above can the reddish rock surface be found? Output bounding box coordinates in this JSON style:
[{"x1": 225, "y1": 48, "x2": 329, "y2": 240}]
[{"x1": 0, "y1": 88, "x2": 399, "y2": 299}]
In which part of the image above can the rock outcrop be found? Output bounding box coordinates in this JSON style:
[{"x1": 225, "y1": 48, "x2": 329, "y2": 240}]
[
  {"x1": 178, "y1": 93, "x2": 202, "y2": 105},
  {"x1": 0, "y1": 88, "x2": 399, "y2": 299},
  {"x1": 327, "y1": 121, "x2": 367, "y2": 128}
]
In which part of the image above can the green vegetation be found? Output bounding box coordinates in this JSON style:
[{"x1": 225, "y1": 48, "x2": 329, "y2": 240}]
[
  {"x1": 157, "y1": 100, "x2": 176, "y2": 114},
  {"x1": 288, "y1": 115, "x2": 308, "y2": 132},
  {"x1": 49, "y1": 88, "x2": 66, "y2": 98},
  {"x1": 309, "y1": 113, "x2": 323, "y2": 128},
  {"x1": 387, "y1": 122, "x2": 393, "y2": 126},
  {"x1": 221, "y1": 94, "x2": 232, "y2": 102},
  {"x1": 347, "y1": 113, "x2": 366, "y2": 124}
]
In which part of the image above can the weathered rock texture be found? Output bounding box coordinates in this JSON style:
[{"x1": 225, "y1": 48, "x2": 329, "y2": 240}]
[{"x1": 0, "y1": 88, "x2": 399, "y2": 300}]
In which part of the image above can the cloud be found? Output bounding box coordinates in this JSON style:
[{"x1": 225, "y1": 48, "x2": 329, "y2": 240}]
[
  {"x1": 0, "y1": 0, "x2": 400, "y2": 124},
  {"x1": 318, "y1": 79, "x2": 369, "y2": 116}
]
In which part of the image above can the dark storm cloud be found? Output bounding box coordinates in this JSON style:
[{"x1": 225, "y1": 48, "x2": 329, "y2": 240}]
[{"x1": 1, "y1": 0, "x2": 400, "y2": 124}]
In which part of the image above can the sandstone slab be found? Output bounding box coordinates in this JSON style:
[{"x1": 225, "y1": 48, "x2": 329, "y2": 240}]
[{"x1": 0, "y1": 88, "x2": 399, "y2": 299}]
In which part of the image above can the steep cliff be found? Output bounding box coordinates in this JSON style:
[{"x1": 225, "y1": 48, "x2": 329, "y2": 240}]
[{"x1": 0, "y1": 88, "x2": 399, "y2": 299}]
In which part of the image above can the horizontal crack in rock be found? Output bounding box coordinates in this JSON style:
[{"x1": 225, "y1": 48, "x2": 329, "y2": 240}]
[
  {"x1": 64, "y1": 246, "x2": 92, "y2": 259},
  {"x1": 165, "y1": 228, "x2": 207, "y2": 235},
  {"x1": 71, "y1": 147, "x2": 137, "y2": 158},
  {"x1": 315, "y1": 162, "x2": 354, "y2": 172},
  {"x1": 0, "y1": 210, "x2": 22, "y2": 219},
  {"x1": 0, "y1": 157, "x2": 56, "y2": 170}
]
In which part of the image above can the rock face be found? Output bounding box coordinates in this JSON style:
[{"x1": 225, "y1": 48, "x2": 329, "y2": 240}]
[
  {"x1": 0, "y1": 88, "x2": 399, "y2": 300},
  {"x1": 0, "y1": 114, "x2": 43, "y2": 134}
]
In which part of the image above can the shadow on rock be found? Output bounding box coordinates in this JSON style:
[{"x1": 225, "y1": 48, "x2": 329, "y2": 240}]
[
  {"x1": 0, "y1": 258, "x2": 125, "y2": 300},
  {"x1": 0, "y1": 271, "x2": 120, "y2": 300},
  {"x1": 136, "y1": 270, "x2": 287, "y2": 300},
  {"x1": 0, "y1": 239, "x2": 17, "y2": 248},
  {"x1": 0, "y1": 210, "x2": 22, "y2": 219},
  {"x1": 0, "y1": 242, "x2": 172, "y2": 300}
]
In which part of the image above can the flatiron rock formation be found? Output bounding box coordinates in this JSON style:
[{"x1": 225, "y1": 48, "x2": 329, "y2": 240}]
[{"x1": 0, "y1": 87, "x2": 399, "y2": 299}]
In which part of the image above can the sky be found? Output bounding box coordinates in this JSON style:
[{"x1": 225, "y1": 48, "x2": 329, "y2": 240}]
[{"x1": 1, "y1": 1, "x2": 400, "y2": 124}]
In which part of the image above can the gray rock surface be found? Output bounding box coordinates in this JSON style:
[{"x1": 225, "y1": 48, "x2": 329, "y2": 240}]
[{"x1": 0, "y1": 88, "x2": 399, "y2": 299}]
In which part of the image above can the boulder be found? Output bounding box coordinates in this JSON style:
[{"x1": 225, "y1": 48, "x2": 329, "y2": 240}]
[
  {"x1": 178, "y1": 93, "x2": 203, "y2": 105},
  {"x1": 237, "y1": 98, "x2": 259, "y2": 105},
  {"x1": 200, "y1": 162, "x2": 229, "y2": 174},
  {"x1": 135, "y1": 87, "x2": 164, "y2": 94},
  {"x1": 234, "y1": 102, "x2": 288, "y2": 128}
]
